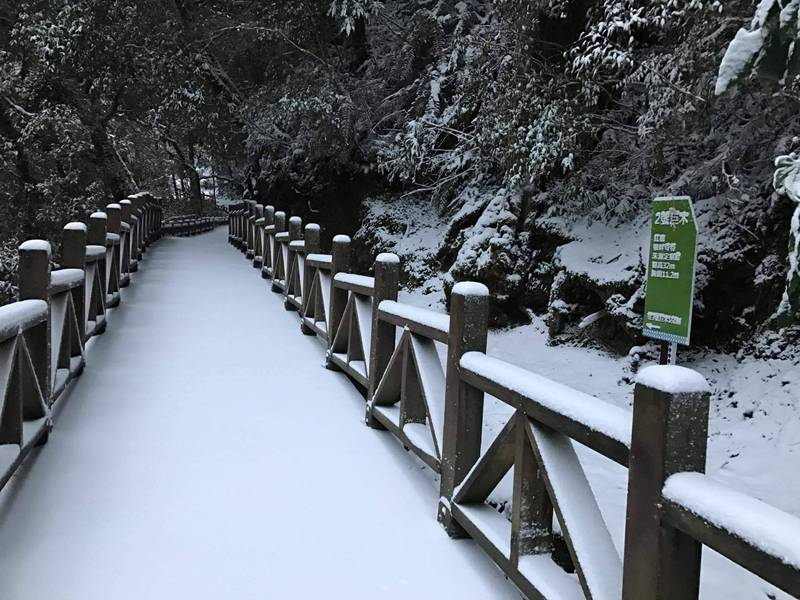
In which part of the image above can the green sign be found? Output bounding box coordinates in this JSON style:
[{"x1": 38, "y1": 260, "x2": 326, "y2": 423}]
[{"x1": 643, "y1": 196, "x2": 698, "y2": 346}]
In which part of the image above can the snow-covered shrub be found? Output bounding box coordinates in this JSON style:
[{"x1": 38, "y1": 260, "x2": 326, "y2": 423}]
[
  {"x1": 244, "y1": 78, "x2": 358, "y2": 197},
  {"x1": 569, "y1": 0, "x2": 707, "y2": 103},
  {"x1": 0, "y1": 239, "x2": 19, "y2": 306},
  {"x1": 445, "y1": 186, "x2": 530, "y2": 321},
  {"x1": 772, "y1": 152, "x2": 800, "y2": 325},
  {"x1": 715, "y1": 0, "x2": 800, "y2": 95}
]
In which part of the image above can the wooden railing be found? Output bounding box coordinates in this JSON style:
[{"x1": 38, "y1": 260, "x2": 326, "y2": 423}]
[
  {"x1": 0, "y1": 192, "x2": 163, "y2": 492},
  {"x1": 161, "y1": 215, "x2": 221, "y2": 236},
  {"x1": 228, "y1": 199, "x2": 800, "y2": 600}
]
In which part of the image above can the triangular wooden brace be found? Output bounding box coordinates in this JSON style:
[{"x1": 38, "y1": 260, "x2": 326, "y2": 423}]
[
  {"x1": 454, "y1": 413, "x2": 518, "y2": 505},
  {"x1": 0, "y1": 338, "x2": 22, "y2": 446},
  {"x1": 371, "y1": 330, "x2": 408, "y2": 407},
  {"x1": 17, "y1": 335, "x2": 47, "y2": 420},
  {"x1": 330, "y1": 293, "x2": 354, "y2": 353},
  {"x1": 346, "y1": 298, "x2": 365, "y2": 363}
]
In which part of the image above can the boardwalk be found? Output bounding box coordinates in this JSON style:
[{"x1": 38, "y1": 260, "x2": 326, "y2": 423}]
[{"x1": 0, "y1": 228, "x2": 519, "y2": 600}]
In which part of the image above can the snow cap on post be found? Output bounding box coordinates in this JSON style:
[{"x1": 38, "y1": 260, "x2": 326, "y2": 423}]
[
  {"x1": 452, "y1": 281, "x2": 489, "y2": 297},
  {"x1": 636, "y1": 365, "x2": 709, "y2": 395},
  {"x1": 64, "y1": 222, "x2": 87, "y2": 232},
  {"x1": 19, "y1": 240, "x2": 51, "y2": 254},
  {"x1": 376, "y1": 252, "x2": 400, "y2": 264},
  {"x1": 333, "y1": 234, "x2": 351, "y2": 244}
]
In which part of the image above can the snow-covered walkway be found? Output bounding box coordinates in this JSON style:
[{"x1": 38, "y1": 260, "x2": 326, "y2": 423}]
[{"x1": 0, "y1": 228, "x2": 519, "y2": 600}]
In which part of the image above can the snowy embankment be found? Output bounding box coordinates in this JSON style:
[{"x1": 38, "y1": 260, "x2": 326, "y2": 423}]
[{"x1": 364, "y1": 197, "x2": 799, "y2": 599}]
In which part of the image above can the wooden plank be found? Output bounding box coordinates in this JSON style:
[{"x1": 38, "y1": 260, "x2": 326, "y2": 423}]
[
  {"x1": 511, "y1": 413, "x2": 553, "y2": 565},
  {"x1": 408, "y1": 333, "x2": 445, "y2": 457},
  {"x1": 527, "y1": 421, "x2": 622, "y2": 600}
]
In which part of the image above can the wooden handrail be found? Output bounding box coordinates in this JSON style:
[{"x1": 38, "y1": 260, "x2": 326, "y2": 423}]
[
  {"x1": 229, "y1": 206, "x2": 792, "y2": 600},
  {"x1": 660, "y1": 472, "x2": 800, "y2": 599},
  {"x1": 332, "y1": 273, "x2": 374, "y2": 296},
  {"x1": 377, "y1": 300, "x2": 450, "y2": 344},
  {"x1": 0, "y1": 192, "x2": 165, "y2": 496}
]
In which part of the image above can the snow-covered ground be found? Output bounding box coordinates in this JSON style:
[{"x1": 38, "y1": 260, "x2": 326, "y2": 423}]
[{"x1": 0, "y1": 229, "x2": 521, "y2": 600}]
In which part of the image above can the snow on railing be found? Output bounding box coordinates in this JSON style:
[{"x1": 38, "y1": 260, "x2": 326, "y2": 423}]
[
  {"x1": 0, "y1": 193, "x2": 164, "y2": 493},
  {"x1": 161, "y1": 215, "x2": 220, "y2": 237},
  {"x1": 230, "y1": 198, "x2": 796, "y2": 600},
  {"x1": 661, "y1": 472, "x2": 800, "y2": 598}
]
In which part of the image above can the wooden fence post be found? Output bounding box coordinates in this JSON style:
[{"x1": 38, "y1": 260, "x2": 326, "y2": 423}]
[
  {"x1": 132, "y1": 197, "x2": 144, "y2": 260},
  {"x1": 366, "y1": 253, "x2": 400, "y2": 419},
  {"x1": 62, "y1": 223, "x2": 87, "y2": 342},
  {"x1": 106, "y1": 203, "x2": 122, "y2": 305},
  {"x1": 288, "y1": 216, "x2": 302, "y2": 240},
  {"x1": 246, "y1": 201, "x2": 256, "y2": 259},
  {"x1": 88, "y1": 211, "x2": 108, "y2": 300},
  {"x1": 253, "y1": 204, "x2": 265, "y2": 268},
  {"x1": 438, "y1": 281, "x2": 490, "y2": 536},
  {"x1": 119, "y1": 200, "x2": 132, "y2": 280},
  {"x1": 622, "y1": 366, "x2": 710, "y2": 600},
  {"x1": 326, "y1": 235, "x2": 351, "y2": 369},
  {"x1": 270, "y1": 211, "x2": 287, "y2": 291},
  {"x1": 284, "y1": 216, "x2": 303, "y2": 309},
  {"x1": 300, "y1": 224, "x2": 322, "y2": 335},
  {"x1": 261, "y1": 205, "x2": 275, "y2": 278},
  {"x1": 18, "y1": 240, "x2": 52, "y2": 408}
]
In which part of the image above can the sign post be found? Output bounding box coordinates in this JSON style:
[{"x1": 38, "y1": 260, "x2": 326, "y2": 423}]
[{"x1": 642, "y1": 196, "x2": 698, "y2": 364}]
